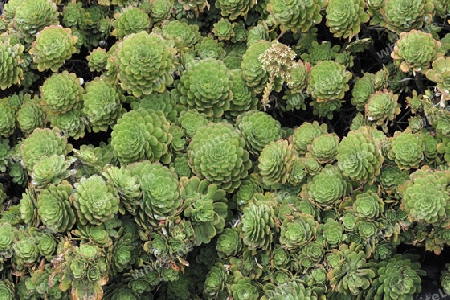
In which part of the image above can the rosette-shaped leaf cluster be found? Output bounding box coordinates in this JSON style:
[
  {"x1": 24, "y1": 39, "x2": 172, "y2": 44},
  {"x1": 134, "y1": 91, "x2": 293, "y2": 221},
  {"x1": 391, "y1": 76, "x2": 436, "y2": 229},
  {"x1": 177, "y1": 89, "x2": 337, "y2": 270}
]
[
  {"x1": 112, "y1": 7, "x2": 151, "y2": 40},
  {"x1": 337, "y1": 126, "x2": 384, "y2": 183},
  {"x1": 40, "y1": 71, "x2": 83, "y2": 114},
  {"x1": 236, "y1": 110, "x2": 282, "y2": 155},
  {"x1": 83, "y1": 77, "x2": 124, "y2": 133},
  {"x1": 0, "y1": 223, "x2": 15, "y2": 255},
  {"x1": 86, "y1": 48, "x2": 108, "y2": 72},
  {"x1": 115, "y1": 31, "x2": 176, "y2": 97},
  {"x1": 195, "y1": 36, "x2": 226, "y2": 60},
  {"x1": 307, "y1": 60, "x2": 352, "y2": 102},
  {"x1": 287, "y1": 60, "x2": 308, "y2": 93},
  {"x1": 399, "y1": 166, "x2": 450, "y2": 225},
  {"x1": 0, "y1": 41, "x2": 24, "y2": 90},
  {"x1": 111, "y1": 109, "x2": 171, "y2": 165},
  {"x1": 129, "y1": 162, "x2": 180, "y2": 227},
  {"x1": 31, "y1": 154, "x2": 74, "y2": 187},
  {"x1": 216, "y1": 228, "x2": 242, "y2": 258},
  {"x1": 388, "y1": 131, "x2": 424, "y2": 170},
  {"x1": 241, "y1": 40, "x2": 271, "y2": 94},
  {"x1": 326, "y1": 0, "x2": 369, "y2": 39},
  {"x1": 279, "y1": 211, "x2": 318, "y2": 250},
  {"x1": 212, "y1": 18, "x2": 235, "y2": 41},
  {"x1": 0, "y1": 101, "x2": 16, "y2": 138},
  {"x1": 188, "y1": 122, "x2": 251, "y2": 192},
  {"x1": 351, "y1": 73, "x2": 376, "y2": 111},
  {"x1": 380, "y1": 0, "x2": 434, "y2": 34},
  {"x1": 159, "y1": 20, "x2": 200, "y2": 50},
  {"x1": 29, "y1": 25, "x2": 78, "y2": 72},
  {"x1": 16, "y1": 97, "x2": 46, "y2": 136},
  {"x1": 216, "y1": 0, "x2": 254, "y2": 20},
  {"x1": 20, "y1": 127, "x2": 72, "y2": 170},
  {"x1": 366, "y1": 254, "x2": 425, "y2": 299},
  {"x1": 0, "y1": 280, "x2": 14, "y2": 299},
  {"x1": 177, "y1": 58, "x2": 232, "y2": 118},
  {"x1": 178, "y1": 110, "x2": 208, "y2": 138},
  {"x1": 266, "y1": 0, "x2": 324, "y2": 33},
  {"x1": 181, "y1": 176, "x2": 228, "y2": 246},
  {"x1": 225, "y1": 69, "x2": 259, "y2": 120},
  {"x1": 204, "y1": 264, "x2": 228, "y2": 298},
  {"x1": 365, "y1": 90, "x2": 400, "y2": 127},
  {"x1": 36, "y1": 181, "x2": 75, "y2": 233},
  {"x1": 11, "y1": 0, "x2": 59, "y2": 43},
  {"x1": 258, "y1": 139, "x2": 296, "y2": 186},
  {"x1": 391, "y1": 30, "x2": 442, "y2": 74},
  {"x1": 303, "y1": 165, "x2": 349, "y2": 208},
  {"x1": 353, "y1": 191, "x2": 384, "y2": 219},
  {"x1": 290, "y1": 121, "x2": 327, "y2": 154},
  {"x1": 327, "y1": 243, "x2": 376, "y2": 295},
  {"x1": 262, "y1": 279, "x2": 321, "y2": 300},
  {"x1": 72, "y1": 175, "x2": 120, "y2": 226},
  {"x1": 49, "y1": 109, "x2": 86, "y2": 139},
  {"x1": 62, "y1": 2, "x2": 85, "y2": 29},
  {"x1": 425, "y1": 57, "x2": 450, "y2": 102},
  {"x1": 240, "y1": 196, "x2": 277, "y2": 250},
  {"x1": 103, "y1": 166, "x2": 141, "y2": 215},
  {"x1": 322, "y1": 218, "x2": 345, "y2": 247},
  {"x1": 308, "y1": 133, "x2": 340, "y2": 164}
]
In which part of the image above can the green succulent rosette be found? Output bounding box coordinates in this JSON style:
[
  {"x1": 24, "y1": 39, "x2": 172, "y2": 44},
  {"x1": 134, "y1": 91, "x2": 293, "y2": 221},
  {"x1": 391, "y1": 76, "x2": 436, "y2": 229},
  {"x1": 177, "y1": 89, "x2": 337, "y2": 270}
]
[
  {"x1": 131, "y1": 90, "x2": 178, "y2": 123},
  {"x1": 0, "y1": 101, "x2": 16, "y2": 138},
  {"x1": 262, "y1": 279, "x2": 321, "y2": 300},
  {"x1": 49, "y1": 109, "x2": 86, "y2": 139},
  {"x1": 366, "y1": 254, "x2": 426, "y2": 299},
  {"x1": 241, "y1": 40, "x2": 271, "y2": 94},
  {"x1": 31, "y1": 154, "x2": 74, "y2": 188},
  {"x1": 337, "y1": 126, "x2": 384, "y2": 183},
  {"x1": 12, "y1": 0, "x2": 59, "y2": 44},
  {"x1": 216, "y1": 0, "x2": 254, "y2": 20},
  {"x1": 388, "y1": 130, "x2": 424, "y2": 170},
  {"x1": 20, "y1": 127, "x2": 73, "y2": 170},
  {"x1": 223, "y1": 70, "x2": 258, "y2": 120},
  {"x1": 195, "y1": 36, "x2": 226, "y2": 60},
  {"x1": 40, "y1": 71, "x2": 83, "y2": 114},
  {"x1": 258, "y1": 139, "x2": 296, "y2": 186},
  {"x1": 229, "y1": 276, "x2": 260, "y2": 300},
  {"x1": 322, "y1": 218, "x2": 345, "y2": 247},
  {"x1": 326, "y1": 0, "x2": 369, "y2": 39},
  {"x1": 16, "y1": 97, "x2": 46, "y2": 136},
  {"x1": 0, "y1": 41, "x2": 24, "y2": 90},
  {"x1": 177, "y1": 58, "x2": 233, "y2": 119},
  {"x1": 177, "y1": 110, "x2": 208, "y2": 138},
  {"x1": 72, "y1": 175, "x2": 120, "y2": 226},
  {"x1": 353, "y1": 191, "x2": 384, "y2": 219},
  {"x1": 380, "y1": 0, "x2": 434, "y2": 34},
  {"x1": 157, "y1": 20, "x2": 200, "y2": 51},
  {"x1": 188, "y1": 122, "x2": 251, "y2": 193},
  {"x1": 308, "y1": 133, "x2": 340, "y2": 164},
  {"x1": 0, "y1": 280, "x2": 15, "y2": 299},
  {"x1": 0, "y1": 223, "x2": 15, "y2": 254},
  {"x1": 399, "y1": 166, "x2": 450, "y2": 225},
  {"x1": 302, "y1": 165, "x2": 349, "y2": 208},
  {"x1": 391, "y1": 30, "x2": 442, "y2": 74},
  {"x1": 216, "y1": 228, "x2": 242, "y2": 258},
  {"x1": 0, "y1": 140, "x2": 10, "y2": 173},
  {"x1": 128, "y1": 162, "x2": 180, "y2": 228},
  {"x1": 212, "y1": 18, "x2": 235, "y2": 41},
  {"x1": 62, "y1": 2, "x2": 86, "y2": 29},
  {"x1": 112, "y1": 7, "x2": 151, "y2": 40},
  {"x1": 29, "y1": 25, "x2": 78, "y2": 72},
  {"x1": 266, "y1": 0, "x2": 324, "y2": 33},
  {"x1": 425, "y1": 56, "x2": 450, "y2": 102},
  {"x1": 236, "y1": 110, "x2": 282, "y2": 155},
  {"x1": 83, "y1": 77, "x2": 124, "y2": 133},
  {"x1": 290, "y1": 121, "x2": 327, "y2": 154},
  {"x1": 103, "y1": 166, "x2": 141, "y2": 215},
  {"x1": 111, "y1": 109, "x2": 172, "y2": 165},
  {"x1": 86, "y1": 47, "x2": 108, "y2": 72},
  {"x1": 181, "y1": 176, "x2": 228, "y2": 246},
  {"x1": 301, "y1": 40, "x2": 339, "y2": 66},
  {"x1": 204, "y1": 264, "x2": 228, "y2": 298},
  {"x1": 116, "y1": 31, "x2": 176, "y2": 97},
  {"x1": 279, "y1": 212, "x2": 318, "y2": 250},
  {"x1": 307, "y1": 60, "x2": 352, "y2": 102},
  {"x1": 351, "y1": 73, "x2": 376, "y2": 111},
  {"x1": 14, "y1": 232, "x2": 38, "y2": 267}
]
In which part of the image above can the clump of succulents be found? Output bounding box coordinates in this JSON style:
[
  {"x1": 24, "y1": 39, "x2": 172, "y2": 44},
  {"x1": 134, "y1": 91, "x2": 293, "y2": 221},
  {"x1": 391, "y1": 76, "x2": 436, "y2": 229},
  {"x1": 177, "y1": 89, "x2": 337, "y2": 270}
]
[
  {"x1": 212, "y1": 18, "x2": 235, "y2": 41},
  {"x1": 290, "y1": 121, "x2": 327, "y2": 154},
  {"x1": 176, "y1": 58, "x2": 233, "y2": 118},
  {"x1": 225, "y1": 69, "x2": 259, "y2": 120},
  {"x1": 308, "y1": 133, "x2": 340, "y2": 164},
  {"x1": 351, "y1": 73, "x2": 376, "y2": 111},
  {"x1": 114, "y1": 31, "x2": 177, "y2": 97},
  {"x1": 29, "y1": 25, "x2": 78, "y2": 72},
  {"x1": 391, "y1": 30, "x2": 442, "y2": 74},
  {"x1": 188, "y1": 122, "x2": 251, "y2": 192},
  {"x1": 325, "y1": 0, "x2": 368, "y2": 40}
]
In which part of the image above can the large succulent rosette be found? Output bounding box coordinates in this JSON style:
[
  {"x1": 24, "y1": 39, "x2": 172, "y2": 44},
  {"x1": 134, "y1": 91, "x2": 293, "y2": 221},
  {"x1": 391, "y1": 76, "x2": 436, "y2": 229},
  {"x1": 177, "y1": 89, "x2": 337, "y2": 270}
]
[
  {"x1": 258, "y1": 139, "x2": 296, "y2": 186},
  {"x1": 40, "y1": 71, "x2": 83, "y2": 114},
  {"x1": 188, "y1": 122, "x2": 251, "y2": 193},
  {"x1": 326, "y1": 0, "x2": 369, "y2": 39},
  {"x1": 216, "y1": 0, "x2": 255, "y2": 20},
  {"x1": 388, "y1": 130, "x2": 424, "y2": 170},
  {"x1": 290, "y1": 121, "x2": 327, "y2": 154},
  {"x1": 115, "y1": 31, "x2": 177, "y2": 97},
  {"x1": 380, "y1": 0, "x2": 434, "y2": 34},
  {"x1": 112, "y1": 7, "x2": 151, "y2": 40},
  {"x1": 279, "y1": 212, "x2": 318, "y2": 250},
  {"x1": 365, "y1": 90, "x2": 400, "y2": 127}
]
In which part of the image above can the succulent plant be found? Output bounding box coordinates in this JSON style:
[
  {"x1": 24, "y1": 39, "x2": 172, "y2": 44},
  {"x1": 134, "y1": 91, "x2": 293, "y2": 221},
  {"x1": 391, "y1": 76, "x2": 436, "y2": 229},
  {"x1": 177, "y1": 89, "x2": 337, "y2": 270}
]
[
  {"x1": 258, "y1": 139, "x2": 296, "y2": 186},
  {"x1": 290, "y1": 121, "x2": 327, "y2": 154},
  {"x1": 351, "y1": 73, "x2": 376, "y2": 111},
  {"x1": 353, "y1": 191, "x2": 384, "y2": 219},
  {"x1": 72, "y1": 175, "x2": 120, "y2": 226},
  {"x1": 236, "y1": 110, "x2": 282, "y2": 155},
  {"x1": 307, "y1": 60, "x2": 352, "y2": 103},
  {"x1": 229, "y1": 276, "x2": 260, "y2": 300},
  {"x1": 0, "y1": 101, "x2": 16, "y2": 138},
  {"x1": 380, "y1": 0, "x2": 434, "y2": 34},
  {"x1": 216, "y1": 228, "x2": 242, "y2": 258},
  {"x1": 266, "y1": 0, "x2": 324, "y2": 33},
  {"x1": 279, "y1": 211, "x2": 318, "y2": 250},
  {"x1": 62, "y1": 2, "x2": 86, "y2": 29},
  {"x1": 337, "y1": 126, "x2": 384, "y2": 183},
  {"x1": 308, "y1": 133, "x2": 340, "y2": 164},
  {"x1": 115, "y1": 31, "x2": 176, "y2": 97},
  {"x1": 225, "y1": 69, "x2": 259, "y2": 120},
  {"x1": 322, "y1": 218, "x2": 345, "y2": 247},
  {"x1": 188, "y1": 122, "x2": 251, "y2": 192},
  {"x1": 204, "y1": 264, "x2": 228, "y2": 298},
  {"x1": 425, "y1": 56, "x2": 450, "y2": 104},
  {"x1": 325, "y1": 0, "x2": 369, "y2": 39},
  {"x1": 391, "y1": 30, "x2": 442, "y2": 74},
  {"x1": 31, "y1": 154, "x2": 74, "y2": 187},
  {"x1": 112, "y1": 7, "x2": 151, "y2": 40},
  {"x1": 241, "y1": 40, "x2": 271, "y2": 94},
  {"x1": 20, "y1": 127, "x2": 72, "y2": 170},
  {"x1": 0, "y1": 40, "x2": 24, "y2": 90},
  {"x1": 40, "y1": 71, "x2": 83, "y2": 114},
  {"x1": 110, "y1": 109, "x2": 172, "y2": 165},
  {"x1": 195, "y1": 36, "x2": 227, "y2": 60},
  {"x1": 177, "y1": 58, "x2": 233, "y2": 119},
  {"x1": 0, "y1": 280, "x2": 15, "y2": 299},
  {"x1": 16, "y1": 97, "x2": 46, "y2": 136},
  {"x1": 29, "y1": 25, "x2": 78, "y2": 72},
  {"x1": 212, "y1": 18, "x2": 235, "y2": 41},
  {"x1": 86, "y1": 47, "x2": 108, "y2": 72},
  {"x1": 388, "y1": 130, "x2": 424, "y2": 170},
  {"x1": 158, "y1": 20, "x2": 200, "y2": 51},
  {"x1": 216, "y1": 0, "x2": 255, "y2": 20}
]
